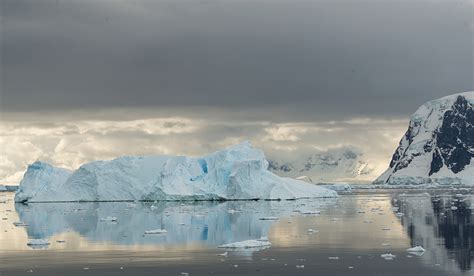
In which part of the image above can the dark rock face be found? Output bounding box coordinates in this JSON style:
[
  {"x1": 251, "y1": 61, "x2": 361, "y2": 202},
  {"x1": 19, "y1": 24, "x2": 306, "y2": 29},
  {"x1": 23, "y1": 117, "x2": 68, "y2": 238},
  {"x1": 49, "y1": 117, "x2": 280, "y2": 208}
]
[
  {"x1": 268, "y1": 160, "x2": 293, "y2": 172},
  {"x1": 389, "y1": 95, "x2": 473, "y2": 178},
  {"x1": 429, "y1": 96, "x2": 474, "y2": 175},
  {"x1": 390, "y1": 121, "x2": 421, "y2": 173}
]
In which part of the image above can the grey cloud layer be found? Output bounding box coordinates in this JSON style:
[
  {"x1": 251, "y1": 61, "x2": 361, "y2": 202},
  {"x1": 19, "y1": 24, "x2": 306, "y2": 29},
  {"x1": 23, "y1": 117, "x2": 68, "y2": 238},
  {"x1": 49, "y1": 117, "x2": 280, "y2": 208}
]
[{"x1": 1, "y1": 0, "x2": 473, "y2": 120}]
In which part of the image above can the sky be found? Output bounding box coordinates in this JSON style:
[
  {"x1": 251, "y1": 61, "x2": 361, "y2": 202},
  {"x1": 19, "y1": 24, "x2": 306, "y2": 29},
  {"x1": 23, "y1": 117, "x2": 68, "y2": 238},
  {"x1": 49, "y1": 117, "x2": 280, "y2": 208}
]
[{"x1": 1, "y1": 0, "x2": 473, "y2": 184}]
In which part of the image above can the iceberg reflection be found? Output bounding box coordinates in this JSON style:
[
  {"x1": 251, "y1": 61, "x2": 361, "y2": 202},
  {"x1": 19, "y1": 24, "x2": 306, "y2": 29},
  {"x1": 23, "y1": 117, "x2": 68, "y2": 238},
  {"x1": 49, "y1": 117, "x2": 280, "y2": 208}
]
[{"x1": 15, "y1": 199, "x2": 336, "y2": 248}]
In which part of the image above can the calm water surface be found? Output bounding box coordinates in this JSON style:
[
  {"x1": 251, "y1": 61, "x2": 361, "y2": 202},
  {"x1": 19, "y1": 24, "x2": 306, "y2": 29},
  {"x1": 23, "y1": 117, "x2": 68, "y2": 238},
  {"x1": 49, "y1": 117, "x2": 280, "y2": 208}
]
[{"x1": 0, "y1": 191, "x2": 473, "y2": 275}]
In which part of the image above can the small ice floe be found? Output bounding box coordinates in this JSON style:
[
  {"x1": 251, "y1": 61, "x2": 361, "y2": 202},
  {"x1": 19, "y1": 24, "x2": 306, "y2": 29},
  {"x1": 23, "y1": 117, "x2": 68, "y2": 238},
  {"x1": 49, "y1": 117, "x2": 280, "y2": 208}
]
[
  {"x1": 307, "y1": 229, "x2": 318, "y2": 234},
  {"x1": 328, "y1": 257, "x2": 339, "y2": 260},
  {"x1": 217, "y1": 251, "x2": 228, "y2": 257},
  {"x1": 396, "y1": 212, "x2": 404, "y2": 217},
  {"x1": 13, "y1": 221, "x2": 28, "y2": 227},
  {"x1": 144, "y1": 229, "x2": 167, "y2": 234},
  {"x1": 258, "y1": 216, "x2": 278, "y2": 220},
  {"x1": 451, "y1": 206, "x2": 458, "y2": 211},
  {"x1": 357, "y1": 210, "x2": 365, "y2": 213},
  {"x1": 364, "y1": 220, "x2": 373, "y2": 224},
  {"x1": 406, "y1": 246, "x2": 425, "y2": 256},
  {"x1": 381, "y1": 253, "x2": 396, "y2": 260},
  {"x1": 227, "y1": 209, "x2": 239, "y2": 214},
  {"x1": 27, "y1": 239, "x2": 49, "y2": 245},
  {"x1": 27, "y1": 239, "x2": 50, "y2": 249},
  {"x1": 295, "y1": 265, "x2": 305, "y2": 269},
  {"x1": 100, "y1": 216, "x2": 117, "y2": 222},
  {"x1": 181, "y1": 272, "x2": 189, "y2": 276},
  {"x1": 218, "y1": 237, "x2": 271, "y2": 249},
  {"x1": 381, "y1": 243, "x2": 391, "y2": 247},
  {"x1": 300, "y1": 210, "x2": 321, "y2": 215}
]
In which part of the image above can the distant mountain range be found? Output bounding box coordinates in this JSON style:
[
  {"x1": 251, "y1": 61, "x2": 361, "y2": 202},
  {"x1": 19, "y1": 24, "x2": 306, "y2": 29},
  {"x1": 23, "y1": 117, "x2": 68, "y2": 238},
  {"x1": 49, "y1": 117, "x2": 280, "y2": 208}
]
[{"x1": 268, "y1": 147, "x2": 375, "y2": 183}]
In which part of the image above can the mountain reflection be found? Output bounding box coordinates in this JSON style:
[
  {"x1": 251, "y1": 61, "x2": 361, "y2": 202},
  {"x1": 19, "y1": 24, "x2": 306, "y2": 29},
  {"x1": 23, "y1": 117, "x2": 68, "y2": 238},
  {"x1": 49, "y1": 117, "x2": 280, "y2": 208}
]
[
  {"x1": 393, "y1": 193, "x2": 473, "y2": 272},
  {"x1": 14, "y1": 199, "x2": 336, "y2": 247}
]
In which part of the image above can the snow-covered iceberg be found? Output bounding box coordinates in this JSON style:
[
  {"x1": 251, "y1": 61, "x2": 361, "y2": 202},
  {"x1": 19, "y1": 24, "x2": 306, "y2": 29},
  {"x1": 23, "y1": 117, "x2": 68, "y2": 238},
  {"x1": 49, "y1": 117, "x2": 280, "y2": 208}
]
[
  {"x1": 374, "y1": 92, "x2": 474, "y2": 186},
  {"x1": 15, "y1": 141, "x2": 336, "y2": 202}
]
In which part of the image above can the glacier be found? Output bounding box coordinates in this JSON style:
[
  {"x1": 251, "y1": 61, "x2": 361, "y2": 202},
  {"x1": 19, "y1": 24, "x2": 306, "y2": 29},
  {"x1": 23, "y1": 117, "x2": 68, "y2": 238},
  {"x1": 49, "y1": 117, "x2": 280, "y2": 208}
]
[
  {"x1": 268, "y1": 146, "x2": 374, "y2": 183},
  {"x1": 15, "y1": 141, "x2": 337, "y2": 202},
  {"x1": 374, "y1": 92, "x2": 474, "y2": 186}
]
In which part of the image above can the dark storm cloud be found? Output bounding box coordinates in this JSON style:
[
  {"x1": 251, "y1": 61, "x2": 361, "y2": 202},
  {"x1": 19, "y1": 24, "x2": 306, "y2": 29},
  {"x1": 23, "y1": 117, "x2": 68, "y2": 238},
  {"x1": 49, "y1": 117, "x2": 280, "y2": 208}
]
[{"x1": 1, "y1": 0, "x2": 473, "y2": 120}]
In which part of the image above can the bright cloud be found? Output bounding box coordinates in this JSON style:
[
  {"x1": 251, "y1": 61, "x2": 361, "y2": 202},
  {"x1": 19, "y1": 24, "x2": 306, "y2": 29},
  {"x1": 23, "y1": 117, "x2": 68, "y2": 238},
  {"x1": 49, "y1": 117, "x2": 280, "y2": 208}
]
[{"x1": 0, "y1": 115, "x2": 407, "y2": 184}]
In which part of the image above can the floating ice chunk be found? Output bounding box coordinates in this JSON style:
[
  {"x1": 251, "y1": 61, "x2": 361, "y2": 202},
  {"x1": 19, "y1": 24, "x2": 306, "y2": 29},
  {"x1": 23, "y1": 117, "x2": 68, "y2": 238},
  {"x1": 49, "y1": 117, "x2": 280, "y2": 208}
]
[
  {"x1": 144, "y1": 229, "x2": 167, "y2": 234},
  {"x1": 27, "y1": 239, "x2": 50, "y2": 245},
  {"x1": 27, "y1": 239, "x2": 50, "y2": 249},
  {"x1": 296, "y1": 265, "x2": 305, "y2": 269},
  {"x1": 381, "y1": 253, "x2": 396, "y2": 260},
  {"x1": 328, "y1": 257, "x2": 339, "y2": 260},
  {"x1": 258, "y1": 217, "x2": 278, "y2": 220},
  {"x1": 396, "y1": 212, "x2": 404, "y2": 217},
  {"x1": 217, "y1": 251, "x2": 228, "y2": 257},
  {"x1": 300, "y1": 210, "x2": 321, "y2": 215},
  {"x1": 218, "y1": 238, "x2": 271, "y2": 249},
  {"x1": 13, "y1": 221, "x2": 28, "y2": 227},
  {"x1": 100, "y1": 216, "x2": 117, "y2": 222},
  {"x1": 406, "y1": 246, "x2": 425, "y2": 253}
]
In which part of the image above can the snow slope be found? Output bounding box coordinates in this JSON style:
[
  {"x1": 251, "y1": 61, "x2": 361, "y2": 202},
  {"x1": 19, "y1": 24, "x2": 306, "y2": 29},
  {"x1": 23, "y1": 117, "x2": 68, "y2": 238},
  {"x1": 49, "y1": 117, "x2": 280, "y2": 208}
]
[
  {"x1": 268, "y1": 147, "x2": 374, "y2": 183},
  {"x1": 15, "y1": 141, "x2": 336, "y2": 202},
  {"x1": 374, "y1": 92, "x2": 474, "y2": 185}
]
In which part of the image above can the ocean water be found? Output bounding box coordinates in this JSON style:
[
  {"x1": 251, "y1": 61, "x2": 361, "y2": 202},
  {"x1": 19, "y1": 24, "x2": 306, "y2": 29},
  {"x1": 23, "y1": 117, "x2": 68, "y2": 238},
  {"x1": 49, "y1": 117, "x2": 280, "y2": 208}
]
[{"x1": 0, "y1": 191, "x2": 472, "y2": 275}]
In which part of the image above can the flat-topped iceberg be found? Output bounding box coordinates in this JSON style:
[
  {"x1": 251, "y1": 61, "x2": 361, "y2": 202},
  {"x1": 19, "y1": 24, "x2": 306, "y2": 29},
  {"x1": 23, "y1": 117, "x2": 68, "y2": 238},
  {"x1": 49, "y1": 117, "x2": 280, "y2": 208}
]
[{"x1": 15, "y1": 141, "x2": 336, "y2": 202}]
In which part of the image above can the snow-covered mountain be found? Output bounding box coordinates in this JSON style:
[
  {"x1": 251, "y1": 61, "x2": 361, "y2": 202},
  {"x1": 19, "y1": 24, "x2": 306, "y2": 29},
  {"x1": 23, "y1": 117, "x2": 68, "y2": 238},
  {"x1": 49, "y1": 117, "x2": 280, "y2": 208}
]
[
  {"x1": 374, "y1": 92, "x2": 474, "y2": 185},
  {"x1": 15, "y1": 141, "x2": 336, "y2": 202},
  {"x1": 268, "y1": 147, "x2": 375, "y2": 183}
]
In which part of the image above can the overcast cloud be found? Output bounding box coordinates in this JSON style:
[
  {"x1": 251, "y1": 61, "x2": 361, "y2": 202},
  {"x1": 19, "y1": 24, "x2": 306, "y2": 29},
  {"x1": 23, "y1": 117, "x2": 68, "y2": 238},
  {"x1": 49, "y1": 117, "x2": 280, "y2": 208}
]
[
  {"x1": 0, "y1": 0, "x2": 473, "y2": 183},
  {"x1": 1, "y1": 0, "x2": 473, "y2": 118}
]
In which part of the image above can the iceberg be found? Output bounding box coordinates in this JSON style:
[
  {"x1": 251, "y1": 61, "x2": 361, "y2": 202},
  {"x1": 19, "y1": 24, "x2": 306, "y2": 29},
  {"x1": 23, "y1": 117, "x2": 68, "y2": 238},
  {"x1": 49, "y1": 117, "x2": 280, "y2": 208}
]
[{"x1": 15, "y1": 141, "x2": 336, "y2": 202}]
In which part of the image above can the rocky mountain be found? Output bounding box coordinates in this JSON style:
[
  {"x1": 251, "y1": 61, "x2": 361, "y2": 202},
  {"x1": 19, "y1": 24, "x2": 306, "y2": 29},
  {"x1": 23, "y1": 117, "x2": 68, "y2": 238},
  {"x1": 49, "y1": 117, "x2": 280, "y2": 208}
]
[
  {"x1": 268, "y1": 147, "x2": 375, "y2": 183},
  {"x1": 374, "y1": 92, "x2": 474, "y2": 185}
]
